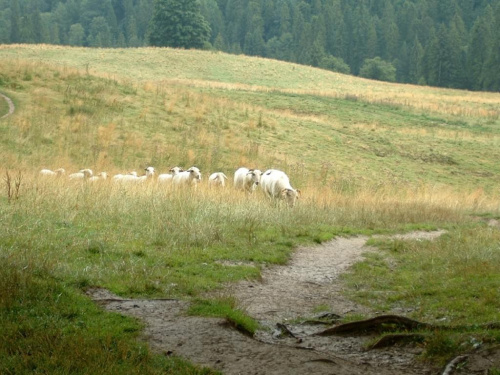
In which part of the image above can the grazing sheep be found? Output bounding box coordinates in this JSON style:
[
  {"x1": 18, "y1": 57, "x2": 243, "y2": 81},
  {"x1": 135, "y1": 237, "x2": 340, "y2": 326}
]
[
  {"x1": 89, "y1": 172, "x2": 108, "y2": 182},
  {"x1": 260, "y1": 169, "x2": 300, "y2": 207},
  {"x1": 69, "y1": 168, "x2": 93, "y2": 180},
  {"x1": 208, "y1": 172, "x2": 228, "y2": 187},
  {"x1": 234, "y1": 167, "x2": 262, "y2": 193},
  {"x1": 172, "y1": 166, "x2": 201, "y2": 187},
  {"x1": 158, "y1": 167, "x2": 184, "y2": 183},
  {"x1": 39, "y1": 168, "x2": 65, "y2": 176},
  {"x1": 136, "y1": 166, "x2": 155, "y2": 183},
  {"x1": 113, "y1": 171, "x2": 138, "y2": 181},
  {"x1": 113, "y1": 168, "x2": 155, "y2": 183}
]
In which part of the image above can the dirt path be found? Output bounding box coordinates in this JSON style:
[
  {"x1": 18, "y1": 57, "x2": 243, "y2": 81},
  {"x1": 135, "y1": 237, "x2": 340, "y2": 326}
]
[
  {"x1": 0, "y1": 93, "x2": 15, "y2": 119},
  {"x1": 88, "y1": 231, "x2": 447, "y2": 375}
]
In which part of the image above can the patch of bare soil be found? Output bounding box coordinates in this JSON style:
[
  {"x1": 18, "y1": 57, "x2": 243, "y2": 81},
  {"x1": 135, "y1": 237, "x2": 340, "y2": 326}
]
[
  {"x1": 89, "y1": 230, "x2": 493, "y2": 375},
  {"x1": 0, "y1": 93, "x2": 15, "y2": 119}
]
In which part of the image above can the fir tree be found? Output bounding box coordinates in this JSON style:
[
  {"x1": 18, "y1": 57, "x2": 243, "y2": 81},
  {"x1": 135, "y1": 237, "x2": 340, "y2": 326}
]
[{"x1": 10, "y1": 0, "x2": 20, "y2": 43}]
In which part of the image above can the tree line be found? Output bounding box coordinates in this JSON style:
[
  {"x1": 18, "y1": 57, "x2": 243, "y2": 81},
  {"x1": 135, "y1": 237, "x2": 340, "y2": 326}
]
[{"x1": 1, "y1": 0, "x2": 499, "y2": 91}]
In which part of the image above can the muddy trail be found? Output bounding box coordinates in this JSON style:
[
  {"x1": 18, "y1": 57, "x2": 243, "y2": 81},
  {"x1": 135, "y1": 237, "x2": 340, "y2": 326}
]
[{"x1": 87, "y1": 230, "x2": 490, "y2": 375}]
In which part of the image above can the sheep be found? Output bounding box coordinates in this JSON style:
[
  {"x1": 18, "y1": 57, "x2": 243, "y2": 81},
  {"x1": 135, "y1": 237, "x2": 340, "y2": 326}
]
[
  {"x1": 158, "y1": 167, "x2": 184, "y2": 183},
  {"x1": 172, "y1": 166, "x2": 201, "y2": 187},
  {"x1": 136, "y1": 166, "x2": 155, "y2": 183},
  {"x1": 208, "y1": 172, "x2": 228, "y2": 187},
  {"x1": 233, "y1": 167, "x2": 262, "y2": 193},
  {"x1": 260, "y1": 169, "x2": 300, "y2": 207},
  {"x1": 89, "y1": 172, "x2": 108, "y2": 182},
  {"x1": 39, "y1": 168, "x2": 65, "y2": 176},
  {"x1": 113, "y1": 168, "x2": 155, "y2": 183},
  {"x1": 69, "y1": 168, "x2": 93, "y2": 180},
  {"x1": 112, "y1": 171, "x2": 138, "y2": 181}
]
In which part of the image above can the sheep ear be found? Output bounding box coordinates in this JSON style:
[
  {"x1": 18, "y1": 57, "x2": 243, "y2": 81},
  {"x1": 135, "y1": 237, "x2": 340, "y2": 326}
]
[
  {"x1": 296, "y1": 189, "x2": 301, "y2": 197},
  {"x1": 280, "y1": 188, "x2": 288, "y2": 197}
]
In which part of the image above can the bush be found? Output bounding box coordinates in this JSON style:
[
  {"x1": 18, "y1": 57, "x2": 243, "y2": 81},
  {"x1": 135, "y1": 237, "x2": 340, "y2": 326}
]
[
  {"x1": 359, "y1": 57, "x2": 396, "y2": 82},
  {"x1": 319, "y1": 55, "x2": 351, "y2": 74}
]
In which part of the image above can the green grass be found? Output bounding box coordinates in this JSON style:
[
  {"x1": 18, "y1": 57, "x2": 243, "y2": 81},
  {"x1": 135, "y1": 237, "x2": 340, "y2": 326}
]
[
  {"x1": 0, "y1": 259, "x2": 218, "y2": 375},
  {"x1": 188, "y1": 298, "x2": 260, "y2": 336},
  {"x1": 343, "y1": 225, "x2": 500, "y2": 363},
  {"x1": 0, "y1": 92, "x2": 8, "y2": 117},
  {"x1": 0, "y1": 45, "x2": 500, "y2": 371}
]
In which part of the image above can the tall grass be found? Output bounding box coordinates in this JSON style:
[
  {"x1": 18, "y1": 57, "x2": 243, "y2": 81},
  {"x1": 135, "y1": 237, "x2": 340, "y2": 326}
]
[{"x1": 1, "y1": 173, "x2": 489, "y2": 298}]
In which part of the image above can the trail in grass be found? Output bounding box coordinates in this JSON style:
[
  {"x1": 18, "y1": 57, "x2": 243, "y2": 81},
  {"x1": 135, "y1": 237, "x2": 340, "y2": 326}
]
[
  {"x1": 231, "y1": 230, "x2": 446, "y2": 322},
  {"x1": 89, "y1": 231, "x2": 446, "y2": 375},
  {"x1": 0, "y1": 93, "x2": 15, "y2": 119}
]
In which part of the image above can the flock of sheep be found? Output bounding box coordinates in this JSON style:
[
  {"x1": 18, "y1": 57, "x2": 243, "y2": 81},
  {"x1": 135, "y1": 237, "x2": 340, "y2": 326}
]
[{"x1": 39, "y1": 166, "x2": 301, "y2": 207}]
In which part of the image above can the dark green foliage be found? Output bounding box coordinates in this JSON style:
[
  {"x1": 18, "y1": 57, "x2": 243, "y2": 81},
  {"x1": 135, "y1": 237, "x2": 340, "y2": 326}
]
[
  {"x1": 147, "y1": 0, "x2": 210, "y2": 49},
  {"x1": 319, "y1": 55, "x2": 351, "y2": 74},
  {"x1": 359, "y1": 57, "x2": 396, "y2": 82}
]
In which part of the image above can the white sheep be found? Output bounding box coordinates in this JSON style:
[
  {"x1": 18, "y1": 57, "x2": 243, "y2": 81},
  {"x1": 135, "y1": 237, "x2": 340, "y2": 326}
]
[
  {"x1": 39, "y1": 168, "x2": 65, "y2": 176},
  {"x1": 158, "y1": 167, "x2": 184, "y2": 183},
  {"x1": 172, "y1": 166, "x2": 201, "y2": 187},
  {"x1": 260, "y1": 169, "x2": 300, "y2": 207},
  {"x1": 136, "y1": 166, "x2": 155, "y2": 183},
  {"x1": 233, "y1": 167, "x2": 262, "y2": 193},
  {"x1": 113, "y1": 168, "x2": 155, "y2": 183},
  {"x1": 69, "y1": 168, "x2": 93, "y2": 180},
  {"x1": 208, "y1": 172, "x2": 228, "y2": 187},
  {"x1": 113, "y1": 171, "x2": 138, "y2": 181},
  {"x1": 89, "y1": 172, "x2": 108, "y2": 182}
]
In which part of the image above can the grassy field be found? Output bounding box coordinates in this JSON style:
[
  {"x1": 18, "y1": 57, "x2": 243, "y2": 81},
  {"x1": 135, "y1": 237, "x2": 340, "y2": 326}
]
[{"x1": 1, "y1": 44, "x2": 500, "y2": 372}]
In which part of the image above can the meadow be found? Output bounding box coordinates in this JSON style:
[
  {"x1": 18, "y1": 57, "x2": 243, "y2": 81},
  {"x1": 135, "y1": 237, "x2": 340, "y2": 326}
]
[{"x1": 1, "y1": 44, "x2": 500, "y2": 373}]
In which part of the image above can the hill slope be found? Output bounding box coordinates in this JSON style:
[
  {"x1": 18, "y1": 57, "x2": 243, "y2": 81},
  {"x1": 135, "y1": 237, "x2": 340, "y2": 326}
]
[{"x1": 0, "y1": 44, "x2": 499, "y2": 191}]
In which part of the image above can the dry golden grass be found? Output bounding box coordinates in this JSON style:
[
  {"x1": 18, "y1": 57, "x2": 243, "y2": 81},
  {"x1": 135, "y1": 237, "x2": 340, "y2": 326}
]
[{"x1": 1, "y1": 45, "x2": 498, "y2": 119}]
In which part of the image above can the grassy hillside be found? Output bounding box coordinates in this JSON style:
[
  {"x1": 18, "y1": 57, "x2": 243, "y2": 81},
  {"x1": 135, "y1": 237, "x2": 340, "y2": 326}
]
[
  {"x1": 1, "y1": 45, "x2": 500, "y2": 372},
  {"x1": 1, "y1": 44, "x2": 499, "y2": 191}
]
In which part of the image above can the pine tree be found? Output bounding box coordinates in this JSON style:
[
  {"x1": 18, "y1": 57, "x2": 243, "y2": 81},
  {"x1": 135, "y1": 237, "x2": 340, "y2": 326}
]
[
  {"x1": 148, "y1": 0, "x2": 211, "y2": 49},
  {"x1": 482, "y1": 3, "x2": 500, "y2": 91},
  {"x1": 467, "y1": 13, "x2": 492, "y2": 90},
  {"x1": 30, "y1": 4, "x2": 44, "y2": 43},
  {"x1": 224, "y1": 0, "x2": 246, "y2": 47},
  {"x1": 199, "y1": 0, "x2": 225, "y2": 44},
  {"x1": 10, "y1": 0, "x2": 20, "y2": 43},
  {"x1": 68, "y1": 23, "x2": 85, "y2": 46},
  {"x1": 243, "y1": 0, "x2": 265, "y2": 56},
  {"x1": 323, "y1": 0, "x2": 343, "y2": 57},
  {"x1": 88, "y1": 16, "x2": 112, "y2": 47},
  {"x1": 126, "y1": 16, "x2": 141, "y2": 47},
  {"x1": 408, "y1": 36, "x2": 424, "y2": 84}
]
